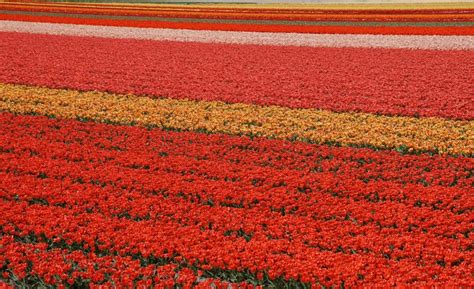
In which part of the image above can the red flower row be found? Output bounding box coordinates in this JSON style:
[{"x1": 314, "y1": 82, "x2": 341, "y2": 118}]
[
  {"x1": 0, "y1": 236, "x2": 258, "y2": 288},
  {"x1": 2, "y1": 113, "x2": 472, "y2": 188},
  {"x1": 1, "y1": 32, "x2": 473, "y2": 119},
  {"x1": 1, "y1": 113, "x2": 472, "y2": 287},
  {"x1": 2, "y1": 13, "x2": 473, "y2": 36}
]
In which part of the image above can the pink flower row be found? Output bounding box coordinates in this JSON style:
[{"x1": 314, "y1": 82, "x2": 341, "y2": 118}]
[{"x1": 1, "y1": 20, "x2": 473, "y2": 50}]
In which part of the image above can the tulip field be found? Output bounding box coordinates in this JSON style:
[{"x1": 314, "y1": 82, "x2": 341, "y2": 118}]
[{"x1": 0, "y1": 1, "x2": 473, "y2": 288}]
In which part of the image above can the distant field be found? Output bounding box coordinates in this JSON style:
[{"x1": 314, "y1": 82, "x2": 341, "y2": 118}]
[{"x1": 2, "y1": 0, "x2": 474, "y2": 5}]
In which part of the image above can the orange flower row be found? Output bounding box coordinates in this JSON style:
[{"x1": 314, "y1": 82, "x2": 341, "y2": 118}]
[{"x1": 1, "y1": 83, "x2": 472, "y2": 155}]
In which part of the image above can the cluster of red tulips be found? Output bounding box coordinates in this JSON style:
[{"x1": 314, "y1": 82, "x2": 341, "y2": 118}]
[{"x1": 1, "y1": 114, "x2": 472, "y2": 287}]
